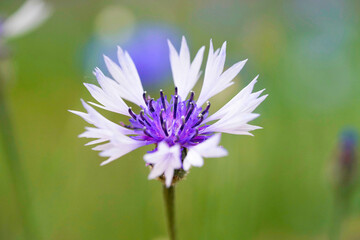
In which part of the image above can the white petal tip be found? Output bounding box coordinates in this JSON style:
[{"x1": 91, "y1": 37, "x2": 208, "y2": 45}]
[{"x1": 147, "y1": 174, "x2": 156, "y2": 180}]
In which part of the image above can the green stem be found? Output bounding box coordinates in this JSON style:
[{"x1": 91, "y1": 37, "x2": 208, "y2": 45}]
[
  {"x1": 329, "y1": 196, "x2": 343, "y2": 240},
  {"x1": 163, "y1": 185, "x2": 176, "y2": 240},
  {"x1": 0, "y1": 74, "x2": 38, "y2": 239},
  {"x1": 329, "y1": 188, "x2": 350, "y2": 240}
]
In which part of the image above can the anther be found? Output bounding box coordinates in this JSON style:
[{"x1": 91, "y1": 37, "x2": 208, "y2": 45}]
[
  {"x1": 143, "y1": 127, "x2": 152, "y2": 137},
  {"x1": 201, "y1": 101, "x2": 211, "y2": 115},
  {"x1": 173, "y1": 95, "x2": 178, "y2": 119},
  {"x1": 140, "y1": 110, "x2": 151, "y2": 126},
  {"x1": 187, "y1": 91, "x2": 195, "y2": 109},
  {"x1": 120, "y1": 121, "x2": 132, "y2": 129},
  {"x1": 138, "y1": 119, "x2": 145, "y2": 126},
  {"x1": 174, "y1": 87, "x2": 178, "y2": 95},
  {"x1": 179, "y1": 116, "x2": 186, "y2": 132},
  {"x1": 149, "y1": 99, "x2": 155, "y2": 112},
  {"x1": 120, "y1": 121, "x2": 142, "y2": 130},
  {"x1": 162, "y1": 120, "x2": 169, "y2": 137},
  {"x1": 192, "y1": 114, "x2": 204, "y2": 127},
  {"x1": 160, "y1": 109, "x2": 165, "y2": 125},
  {"x1": 159, "y1": 109, "x2": 169, "y2": 137},
  {"x1": 160, "y1": 89, "x2": 166, "y2": 111},
  {"x1": 128, "y1": 107, "x2": 137, "y2": 120},
  {"x1": 185, "y1": 102, "x2": 195, "y2": 123},
  {"x1": 143, "y1": 91, "x2": 148, "y2": 105},
  {"x1": 192, "y1": 128, "x2": 199, "y2": 138}
]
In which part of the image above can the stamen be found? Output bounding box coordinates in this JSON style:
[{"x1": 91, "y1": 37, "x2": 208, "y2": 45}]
[
  {"x1": 143, "y1": 91, "x2": 148, "y2": 105},
  {"x1": 120, "y1": 121, "x2": 132, "y2": 129},
  {"x1": 174, "y1": 87, "x2": 178, "y2": 95},
  {"x1": 149, "y1": 99, "x2": 155, "y2": 112},
  {"x1": 201, "y1": 101, "x2": 211, "y2": 115},
  {"x1": 160, "y1": 89, "x2": 166, "y2": 111},
  {"x1": 179, "y1": 116, "x2": 186, "y2": 132},
  {"x1": 187, "y1": 91, "x2": 195, "y2": 109},
  {"x1": 143, "y1": 127, "x2": 152, "y2": 137},
  {"x1": 192, "y1": 128, "x2": 199, "y2": 138},
  {"x1": 138, "y1": 119, "x2": 145, "y2": 126},
  {"x1": 140, "y1": 110, "x2": 151, "y2": 126},
  {"x1": 192, "y1": 114, "x2": 204, "y2": 127},
  {"x1": 173, "y1": 95, "x2": 178, "y2": 119},
  {"x1": 159, "y1": 109, "x2": 169, "y2": 137},
  {"x1": 159, "y1": 109, "x2": 164, "y2": 125},
  {"x1": 185, "y1": 102, "x2": 195, "y2": 122},
  {"x1": 128, "y1": 107, "x2": 137, "y2": 120},
  {"x1": 162, "y1": 121, "x2": 169, "y2": 137},
  {"x1": 190, "y1": 129, "x2": 200, "y2": 143},
  {"x1": 120, "y1": 122, "x2": 142, "y2": 130}
]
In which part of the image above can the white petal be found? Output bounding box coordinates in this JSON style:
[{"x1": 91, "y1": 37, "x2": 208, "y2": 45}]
[
  {"x1": 183, "y1": 150, "x2": 204, "y2": 171},
  {"x1": 144, "y1": 142, "x2": 181, "y2": 186},
  {"x1": 179, "y1": 36, "x2": 190, "y2": 69},
  {"x1": 84, "y1": 139, "x2": 106, "y2": 146},
  {"x1": 148, "y1": 159, "x2": 168, "y2": 179},
  {"x1": 79, "y1": 127, "x2": 109, "y2": 139},
  {"x1": 168, "y1": 37, "x2": 205, "y2": 100},
  {"x1": 2, "y1": 0, "x2": 52, "y2": 39},
  {"x1": 99, "y1": 137, "x2": 148, "y2": 166},
  {"x1": 183, "y1": 134, "x2": 228, "y2": 171},
  {"x1": 85, "y1": 68, "x2": 131, "y2": 116},
  {"x1": 164, "y1": 167, "x2": 175, "y2": 187},
  {"x1": 70, "y1": 99, "x2": 149, "y2": 165},
  {"x1": 84, "y1": 82, "x2": 129, "y2": 116},
  {"x1": 103, "y1": 50, "x2": 144, "y2": 106},
  {"x1": 197, "y1": 39, "x2": 248, "y2": 106},
  {"x1": 205, "y1": 76, "x2": 258, "y2": 123},
  {"x1": 69, "y1": 100, "x2": 134, "y2": 135},
  {"x1": 204, "y1": 76, "x2": 267, "y2": 135},
  {"x1": 192, "y1": 134, "x2": 228, "y2": 157}
]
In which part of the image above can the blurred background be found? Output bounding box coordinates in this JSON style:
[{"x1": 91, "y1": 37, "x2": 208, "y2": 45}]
[{"x1": 0, "y1": 0, "x2": 360, "y2": 239}]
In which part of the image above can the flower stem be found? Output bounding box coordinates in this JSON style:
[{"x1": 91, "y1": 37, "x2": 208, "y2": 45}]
[
  {"x1": 163, "y1": 185, "x2": 176, "y2": 240},
  {"x1": 329, "y1": 187, "x2": 350, "y2": 240},
  {"x1": 329, "y1": 196, "x2": 343, "y2": 240},
  {"x1": 0, "y1": 72, "x2": 39, "y2": 239}
]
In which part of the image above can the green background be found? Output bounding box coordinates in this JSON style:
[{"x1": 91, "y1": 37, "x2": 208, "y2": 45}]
[{"x1": 1, "y1": 0, "x2": 360, "y2": 239}]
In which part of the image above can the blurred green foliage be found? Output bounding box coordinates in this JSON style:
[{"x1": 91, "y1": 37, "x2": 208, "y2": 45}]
[{"x1": 1, "y1": 0, "x2": 360, "y2": 239}]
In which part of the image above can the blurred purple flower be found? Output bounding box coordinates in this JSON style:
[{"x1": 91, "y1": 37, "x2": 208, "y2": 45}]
[
  {"x1": 125, "y1": 25, "x2": 179, "y2": 88},
  {"x1": 338, "y1": 129, "x2": 357, "y2": 183},
  {"x1": 82, "y1": 23, "x2": 181, "y2": 90}
]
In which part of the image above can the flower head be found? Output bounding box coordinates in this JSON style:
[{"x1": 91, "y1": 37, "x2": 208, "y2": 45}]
[
  {"x1": 71, "y1": 37, "x2": 267, "y2": 187},
  {"x1": 336, "y1": 129, "x2": 358, "y2": 186}
]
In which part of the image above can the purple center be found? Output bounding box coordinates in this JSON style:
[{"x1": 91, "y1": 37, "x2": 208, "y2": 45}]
[{"x1": 123, "y1": 88, "x2": 212, "y2": 147}]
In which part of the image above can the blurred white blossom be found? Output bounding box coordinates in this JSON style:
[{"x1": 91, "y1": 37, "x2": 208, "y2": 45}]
[{"x1": 1, "y1": 0, "x2": 52, "y2": 40}]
